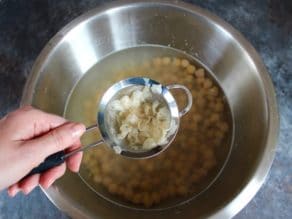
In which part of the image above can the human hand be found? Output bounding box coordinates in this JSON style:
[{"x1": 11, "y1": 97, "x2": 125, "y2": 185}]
[{"x1": 0, "y1": 106, "x2": 85, "y2": 196}]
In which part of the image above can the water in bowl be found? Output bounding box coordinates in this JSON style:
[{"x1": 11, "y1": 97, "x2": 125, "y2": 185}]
[{"x1": 64, "y1": 45, "x2": 233, "y2": 210}]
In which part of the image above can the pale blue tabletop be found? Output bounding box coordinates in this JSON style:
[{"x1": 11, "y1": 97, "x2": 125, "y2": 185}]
[{"x1": 0, "y1": 0, "x2": 291, "y2": 218}]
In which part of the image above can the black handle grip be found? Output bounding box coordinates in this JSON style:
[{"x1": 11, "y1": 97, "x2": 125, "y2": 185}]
[{"x1": 24, "y1": 151, "x2": 66, "y2": 178}]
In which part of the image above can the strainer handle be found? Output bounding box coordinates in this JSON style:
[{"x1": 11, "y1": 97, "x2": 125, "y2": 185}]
[
  {"x1": 23, "y1": 124, "x2": 103, "y2": 179},
  {"x1": 166, "y1": 84, "x2": 193, "y2": 117}
]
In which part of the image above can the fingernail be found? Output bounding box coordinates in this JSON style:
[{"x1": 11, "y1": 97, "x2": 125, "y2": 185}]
[
  {"x1": 72, "y1": 123, "x2": 85, "y2": 138},
  {"x1": 22, "y1": 188, "x2": 30, "y2": 195},
  {"x1": 41, "y1": 181, "x2": 51, "y2": 189},
  {"x1": 46, "y1": 178, "x2": 56, "y2": 188},
  {"x1": 9, "y1": 187, "x2": 19, "y2": 197}
]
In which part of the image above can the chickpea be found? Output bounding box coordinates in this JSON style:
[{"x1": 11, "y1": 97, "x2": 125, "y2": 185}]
[
  {"x1": 188, "y1": 152, "x2": 198, "y2": 163},
  {"x1": 140, "y1": 180, "x2": 152, "y2": 190},
  {"x1": 113, "y1": 186, "x2": 122, "y2": 195},
  {"x1": 203, "y1": 119, "x2": 212, "y2": 129},
  {"x1": 206, "y1": 130, "x2": 214, "y2": 138},
  {"x1": 172, "y1": 57, "x2": 181, "y2": 67},
  {"x1": 214, "y1": 129, "x2": 224, "y2": 140},
  {"x1": 209, "y1": 113, "x2": 220, "y2": 123},
  {"x1": 190, "y1": 173, "x2": 201, "y2": 183},
  {"x1": 181, "y1": 59, "x2": 190, "y2": 68},
  {"x1": 151, "y1": 192, "x2": 161, "y2": 204},
  {"x1": 219, "y1": 121, "x2": 229, "y2": 133},
  {"x1": 185, "y1": 74, "x2": 193, "y2": 82},
  {"x1": 207, "y1": 94, "x2": 216, "y2": 102},
  {"x1": 174, "y1": 161, "x2": 184, "y2": 173},
  {"x1": 208, "y1": 101, "x2": 216, "y2": 109},
  {"x1": 163, "y1": 159, "x2": 172, "y2": 169},
  {"x1": 196, "y1": 77, "x2": 205, "y2": 85},
  {"x1": 196, "y1": 96, "x2": 206, "y2": 108},
  {"x1": 102, "y1": 176, "x2": 112, "y2": 186},
  {"x1": 93, "y1": 175, "x2": 102, "y2": 183},
  {"x1": 108, "y1": 183, "x2": 118, "y2": 194},
  {"x1": 177, "y1": 185, "x2": 188, "y2": 195},
  {"x1": 167, "y1": 185, "x2": 176, "y2": 196},
  {"x1": 203, "y1": 79, "x2": 213, "y2": 89},
  {"x1": 196, "y1": 168, "x2": 207, "y2": 177},
  {"x1": 203, "y1": 148, "x2": 214, "y2": 159},
  {"x1": 152, "y1": 177, "x2": 162, "y2": 186},
  {"x1": 133, "y1": 193, "x2": 142, "y2": 204},
  {"x1": 162, "y1": 56, "x2": 171, "y2": 65},
  {"x1": 209, "y1": 86, "x2": 219, "y2": 96},
  {"x1": 167, "y1": 74, "x2": 178, "y2": 82},
  {"x1": 178, "y1": 167, "x2": 189, "y2": 178},
  {"x1": 213, "y1": 136, "x2": 222, "y2": 146},
  {"x1": 195, "y1": 68, "x2": 205, "y2": 78},
  {"x1": 214, "y1": 101, "x2": 224, "y2": 112},
  {"x1": 203, "y1": 159, "x2": 216, "y2": 169},
  {"x1": 187, "y1": 65, "x2": 196, "y2": 74},
  {"x1": 193, "y1": 113, "x2": 203, "y2": 123}
]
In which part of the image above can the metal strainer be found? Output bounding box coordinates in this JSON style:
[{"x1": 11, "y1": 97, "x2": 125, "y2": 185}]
[{"x1": 25, "y1": 77, "x2": 192, "y2": 177}]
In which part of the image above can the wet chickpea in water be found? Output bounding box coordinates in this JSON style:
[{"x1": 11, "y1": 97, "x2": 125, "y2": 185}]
[
  {"x1": 181, "y1": 59, "x2": 190, "y2": 68},
  {"x1": 82, "y1": 56, "x2": 230, "y2": 208},
  {"x1": 187, "y1": 65, "x2": 196, "y2": 74},
  {"x1": 173, "y1": 57, "x2": 181, "y2": 67},
  {"x1": 162, "y1": 56, "x2": 171, "y2": 65},
  {"x1": 195, "y1": 68, "x2": 205, "y2": 78}
]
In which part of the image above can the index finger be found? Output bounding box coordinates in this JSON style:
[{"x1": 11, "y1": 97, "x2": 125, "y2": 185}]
[{"x1": 7, "y1": 106, "x2": 67, "y2": 141}]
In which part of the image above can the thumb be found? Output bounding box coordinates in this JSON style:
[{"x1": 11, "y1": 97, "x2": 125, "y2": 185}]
[{"x1": 27, "y1": 122, "x2": 85, "y2": 160}]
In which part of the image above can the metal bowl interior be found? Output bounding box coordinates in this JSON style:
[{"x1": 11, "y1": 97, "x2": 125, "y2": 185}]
[{"x1": 21, "y1": 1, "x2": 279, "y2": 219}]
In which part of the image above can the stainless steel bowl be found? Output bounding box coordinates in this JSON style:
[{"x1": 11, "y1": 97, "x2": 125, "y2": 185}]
[{"x1": 21, "y1": 0, "x2": 279, "y2": 218}]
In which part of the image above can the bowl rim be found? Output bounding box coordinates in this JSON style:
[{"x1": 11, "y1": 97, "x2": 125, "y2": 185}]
[{"x1": 21, "y1": 1, "x2": 279, "y2": 218}]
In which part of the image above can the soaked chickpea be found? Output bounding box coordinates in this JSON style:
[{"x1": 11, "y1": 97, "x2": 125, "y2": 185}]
[
  {"x1": 187, "y1": 64, "x2": 196, "y2": 74},
  {"x1": 82, "y1": 56, "x2": 230, "y2": 208},
  {"x1": 219, "y1": 122, "x2": 229, "y2": 133},
  {"x1": 195, "y1": 68, "x2": 205, "y2": 78},
  {"x1": 162, "y1": 56, "x2": 171, "y2": 65},
  {"x1": 196, "y1": 77, "x2": 205, "y2": 85},
  {"x1": 214, "y1": 101, "x2": 224, "y2": 112},
  {"x1": 209, "y1": 86, "x2": 219, "y2": 97},
  {"x1": 203, "y1": 78, "x2": 212, "y2": 89},
  {"x1": 181, "y1": 59, "x2": 190, "y2": 68},
  {"x1": 172, "y1": 57, "x2": 181, "y2": 67}
]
